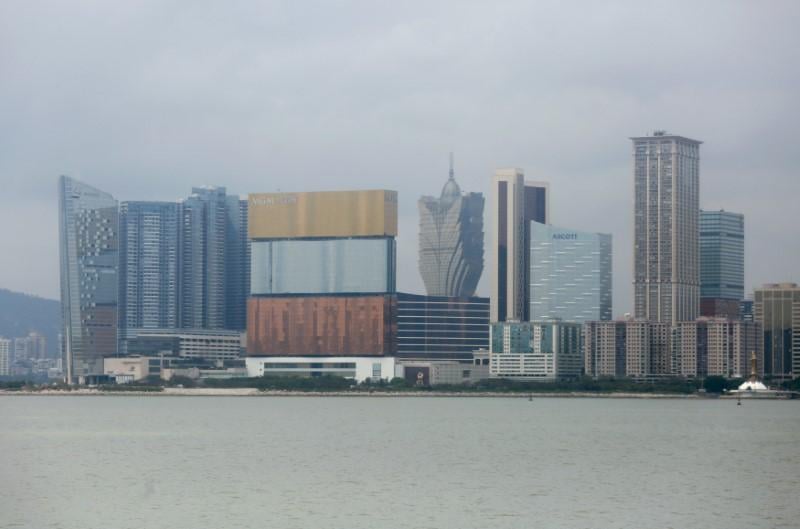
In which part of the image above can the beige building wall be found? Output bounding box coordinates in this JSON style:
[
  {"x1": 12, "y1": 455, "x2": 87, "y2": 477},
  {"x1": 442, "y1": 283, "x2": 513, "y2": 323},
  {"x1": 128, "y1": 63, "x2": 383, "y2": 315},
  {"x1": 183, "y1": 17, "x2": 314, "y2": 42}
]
[
  {"x1": 103, "y1": 356, "x2": 150, "y2": 381},
  {"x1": 674, "y1": 322, "x2": 699, "y2": 377}
]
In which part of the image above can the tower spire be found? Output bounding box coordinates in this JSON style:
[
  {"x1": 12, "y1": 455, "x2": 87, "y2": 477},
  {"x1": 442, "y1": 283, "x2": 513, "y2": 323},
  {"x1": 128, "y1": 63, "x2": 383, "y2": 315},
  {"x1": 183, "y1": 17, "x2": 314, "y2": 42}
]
[{"x1": 449, "y1": 152, "x2": 454, "y2": 180}]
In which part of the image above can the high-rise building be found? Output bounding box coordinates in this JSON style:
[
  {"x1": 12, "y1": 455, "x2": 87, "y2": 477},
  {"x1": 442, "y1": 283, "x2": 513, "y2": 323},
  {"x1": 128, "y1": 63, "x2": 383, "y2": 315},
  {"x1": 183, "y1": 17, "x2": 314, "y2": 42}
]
[
  {"x1": 13, "y1": 332, "x2": 47, "y2": 362},
  {"x1": 754, "y1": 283, "x2": 800, "y2": 380},
  {"x1": 246, "y1": 190, "x2": 398, "y2": 362},
  {"x1": 490, "y1": 169, "x2": 548, "y2": 322},
  {"x1": 700, "y1": 210, "x2": 744, "y2": 319},
  {"x1": 489, "y1": 320, "x2": 582, "y2": 380},
  {"x1": 119, "y1": 191, "x2": 249, "y2": 343},
  {"x1": 180, "y1": 186, "x2": 228, "y2": 330},
  {"x1": 119, "y1": 202, "x2": 180, "y2": 334},
  {"x1": 418, "y1": 157, "x2": 484, "y2": 297},
  {"x1": 396, "y1": 293, "x2": 489, "y2": 362},
  {"x1": 529, "y1": 222, "x2": 612, "y2": 323},
  {"x1": 58, "y1": 176, "x2": 119, "y2": 383},
  {"x1": 632, "y1": 132, "x2": 701, "y2": 324},
  {"x1": 225, "y1": 196, "x2": 250, "y2": 331},
  {"x1": 0, "y1": 337, "x2": 11, "y2": 376}
]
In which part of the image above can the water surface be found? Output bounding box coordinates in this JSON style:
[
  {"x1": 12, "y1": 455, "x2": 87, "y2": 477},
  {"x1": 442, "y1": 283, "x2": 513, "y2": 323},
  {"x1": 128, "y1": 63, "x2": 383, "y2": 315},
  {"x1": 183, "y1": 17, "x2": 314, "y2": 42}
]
[{"x1": 1, "y1": 396, "x2": 797, "y2": 529}]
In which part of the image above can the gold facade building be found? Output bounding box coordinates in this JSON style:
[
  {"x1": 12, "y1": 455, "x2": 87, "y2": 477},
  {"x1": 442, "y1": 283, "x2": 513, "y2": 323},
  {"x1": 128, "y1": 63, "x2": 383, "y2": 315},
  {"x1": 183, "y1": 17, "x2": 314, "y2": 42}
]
[
  {"x1": 246, "y1": 189, "x2": 399, "y2": 360},
  {"x1": 248, "y1": 190, "x2": 398, "y2": 239}
]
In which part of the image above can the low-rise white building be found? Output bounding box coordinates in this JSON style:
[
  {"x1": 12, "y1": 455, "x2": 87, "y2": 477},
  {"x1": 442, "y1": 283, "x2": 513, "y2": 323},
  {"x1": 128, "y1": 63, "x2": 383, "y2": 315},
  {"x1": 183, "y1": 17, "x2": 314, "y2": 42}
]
[
  {"x1": 103, "y1": 356, "x2": 150, "y2": 383},
  {"x1": 246, "y1": 356, "x2": 397, "y2": 383},
  {"x1": 490, "y1": 321, "x2": 582, "y2": 381},
  {"x1": 397, "y1": 357, "x2": 490, "y2": 386},
  {"x1": 126, "y1": 329, "x2": 244, "y2": 362}
]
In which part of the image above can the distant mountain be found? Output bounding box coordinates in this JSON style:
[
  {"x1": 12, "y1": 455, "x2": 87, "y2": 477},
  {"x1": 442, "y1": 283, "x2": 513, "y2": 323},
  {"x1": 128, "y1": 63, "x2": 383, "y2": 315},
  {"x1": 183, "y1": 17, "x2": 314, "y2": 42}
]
[{"x1": 0, "y1": 289, "x2": 61, "y2": 357}]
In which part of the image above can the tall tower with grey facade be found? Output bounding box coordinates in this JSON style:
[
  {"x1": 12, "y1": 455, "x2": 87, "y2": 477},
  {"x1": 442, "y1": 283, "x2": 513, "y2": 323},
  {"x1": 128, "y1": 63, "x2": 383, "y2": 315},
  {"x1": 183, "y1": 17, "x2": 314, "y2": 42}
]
[
  {"x1": 119, "y1": 189, "x2": 249, "y2": 347},
  {"x1": 225, "y1": 196, "x2": 250, "y2": 330},
  {"x1": 418, "y1": 157, "x2": 484, "y2": 298},
  {"x1": 119, "y1": 202, "x2": 180, "y2": 335},
  {"x1": 58, "y1": 176, "x2": 119, "y2": 383},
  {"x1": 632, "y1": 132, "x2": 701, "y2": 324},
  {"x1": 490, "y1": 168, "x2": 548, "y2": 322},
  {"x1": 180, "y1": 186, "x2": 228, "y2": 329}
]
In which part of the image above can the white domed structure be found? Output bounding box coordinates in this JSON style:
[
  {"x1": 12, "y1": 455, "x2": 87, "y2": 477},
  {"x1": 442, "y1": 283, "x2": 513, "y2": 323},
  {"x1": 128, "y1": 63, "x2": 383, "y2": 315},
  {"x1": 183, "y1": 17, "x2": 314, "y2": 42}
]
[
  {"x1": 734, "y1": 351, "x2": 770, "y2": 393},
  {"x1": 440, "y1": 175, "x2": 462, "y2": 206},
  {"x1": 737, "y1": 379, "x2": 768, "y2": 392}
]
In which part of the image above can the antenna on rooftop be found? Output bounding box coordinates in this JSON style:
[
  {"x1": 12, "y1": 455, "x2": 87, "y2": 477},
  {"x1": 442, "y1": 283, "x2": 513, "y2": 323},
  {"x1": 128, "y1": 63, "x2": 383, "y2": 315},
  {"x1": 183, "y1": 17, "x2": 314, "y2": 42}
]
[{"x1": 449, "y1": 152, "x2": 455, "y2": 180}]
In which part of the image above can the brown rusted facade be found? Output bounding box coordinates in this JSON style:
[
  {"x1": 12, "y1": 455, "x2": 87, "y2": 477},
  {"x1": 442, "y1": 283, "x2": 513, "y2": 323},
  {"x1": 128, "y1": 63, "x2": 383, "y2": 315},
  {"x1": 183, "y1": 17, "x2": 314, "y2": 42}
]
[{"x1": 247, "y1": 295, "x2": 397, "y2": 356}]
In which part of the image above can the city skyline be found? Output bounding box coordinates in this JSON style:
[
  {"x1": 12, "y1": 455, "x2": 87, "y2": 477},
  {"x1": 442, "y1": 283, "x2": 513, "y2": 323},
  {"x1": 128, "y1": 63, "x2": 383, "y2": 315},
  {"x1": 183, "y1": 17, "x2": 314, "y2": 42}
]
[
  {"x1": 23, "y1": 143, "x2": 795, "y2": 315},
  {"x1": 2, "y1": 2, "x2": 799, "y2": 315},
  {"x1": 2, "y1": 4, "x2": 798, "y2": 528}
]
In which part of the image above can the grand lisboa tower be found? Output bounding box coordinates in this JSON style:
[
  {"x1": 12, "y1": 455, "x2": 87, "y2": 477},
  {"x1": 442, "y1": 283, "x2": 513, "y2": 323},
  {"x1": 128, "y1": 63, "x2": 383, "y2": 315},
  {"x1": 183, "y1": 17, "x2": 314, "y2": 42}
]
[{"x1": 417, "y1": 156, "x2": 485, "y2": 298}]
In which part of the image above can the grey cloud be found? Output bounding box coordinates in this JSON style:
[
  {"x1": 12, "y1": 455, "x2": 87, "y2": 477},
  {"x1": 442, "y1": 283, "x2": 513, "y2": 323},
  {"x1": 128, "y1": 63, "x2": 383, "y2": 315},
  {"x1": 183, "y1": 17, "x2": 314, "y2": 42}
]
[{"x1": 1, "y1": 0, "x2": 798, "y2": 311}]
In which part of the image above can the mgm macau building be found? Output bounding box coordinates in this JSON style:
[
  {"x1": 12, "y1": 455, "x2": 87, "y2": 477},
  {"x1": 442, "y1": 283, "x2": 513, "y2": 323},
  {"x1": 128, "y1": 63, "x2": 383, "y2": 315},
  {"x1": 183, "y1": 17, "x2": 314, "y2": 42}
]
[{"x1": 245, "y1": 189, "x2": 399, "y2": 382}]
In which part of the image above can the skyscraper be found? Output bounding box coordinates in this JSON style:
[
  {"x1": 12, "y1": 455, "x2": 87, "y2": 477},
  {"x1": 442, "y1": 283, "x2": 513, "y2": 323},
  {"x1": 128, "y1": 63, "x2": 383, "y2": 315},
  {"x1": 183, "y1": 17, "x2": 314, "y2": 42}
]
[
  {"x1": 180, "y1": 187, "x2": 228, "y2": 329},
  {"x1": 119, "y1": 202, "x2": 180, "y2": 334},
  {"x1": 0, "y1": 337, "x2": 10, "y2": 376},
  {"x1": 418, "y1": 157, "x2": 484, "y2": 297},
  {"x1": 699, "y1": 209, "x2": 744, "y2": 319},
  {"x1": 58, "y1": 176, "x2": 119, "y2": 383},
  {"x1": 490, "y1": 169, "x2": 548, "y2": 322},
  {"x1": 225, "y1": 196, "x2": 250, "y2": 331},
  {"x1": 754, "y1": 283, "x2": 800, "y2": 380},
  {"x1": 118, "y1": 190, "x2": 249, "y2": 355},
  {"x1": 529, "y1": 222, "x2": 612, "y2": 322},
  {"x1": 632, "y1": 131, "x2": 701, "y2": 324}
]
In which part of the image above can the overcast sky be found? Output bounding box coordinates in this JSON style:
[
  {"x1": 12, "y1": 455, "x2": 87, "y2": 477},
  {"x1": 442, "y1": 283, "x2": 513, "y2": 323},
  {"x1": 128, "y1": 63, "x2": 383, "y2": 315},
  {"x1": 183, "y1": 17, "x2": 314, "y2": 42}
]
[{"x1": 1, "y1": 0, "x2": 798, "y2": 315}]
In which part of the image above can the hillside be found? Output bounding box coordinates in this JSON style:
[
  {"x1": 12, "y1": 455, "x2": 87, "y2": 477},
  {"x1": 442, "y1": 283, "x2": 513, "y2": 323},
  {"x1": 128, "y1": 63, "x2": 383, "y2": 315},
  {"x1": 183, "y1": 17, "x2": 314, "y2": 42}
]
[{"x1": 0, "y1": 289, "x2": 60, "y2": 357}]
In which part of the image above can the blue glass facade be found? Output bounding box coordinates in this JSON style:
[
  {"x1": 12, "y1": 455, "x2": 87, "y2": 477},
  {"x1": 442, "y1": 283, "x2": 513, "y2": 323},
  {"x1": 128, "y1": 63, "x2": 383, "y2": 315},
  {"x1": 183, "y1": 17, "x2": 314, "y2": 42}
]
[
  {"x1": 700, "y1": 210, "x2": 744, "y2": 301},
  {"x1": 251, "y1": 238, "x2": 396, "y2": 295},
  {"x1": 529, "y1": 222, "x2": 612, "y2": 323},
  {"x1": 225, "y1": 196, "x2": 250, "y2": 330}
]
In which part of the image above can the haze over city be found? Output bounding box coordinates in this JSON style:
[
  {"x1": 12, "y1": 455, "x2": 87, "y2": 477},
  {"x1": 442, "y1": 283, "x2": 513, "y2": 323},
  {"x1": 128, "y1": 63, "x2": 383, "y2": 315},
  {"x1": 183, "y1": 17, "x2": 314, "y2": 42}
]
[
  {"x1": 3, "y1": 3, "x2": 800, "y2": 529},
  {"x1": 1, "y1": 0, "x2": 799, "y2": 314}
]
